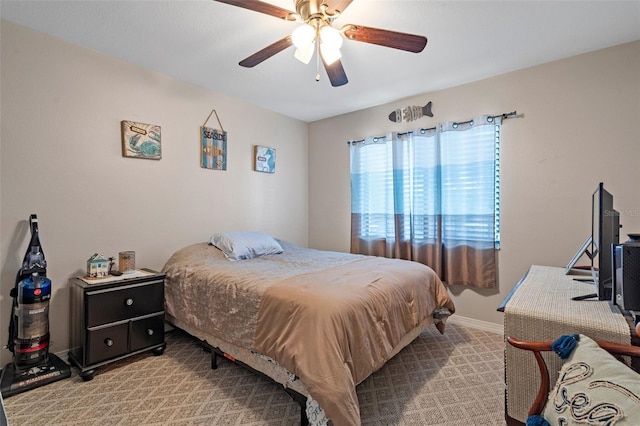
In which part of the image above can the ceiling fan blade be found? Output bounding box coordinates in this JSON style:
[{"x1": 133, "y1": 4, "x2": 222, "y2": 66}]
[
  {"x1": 212, "y1": 0, "x2": 296, "y2": 20},
  {"x1": 322, "y1": 58, "x2": 348, "y2": 87},
  {"x1": 343, "y1": 24, "x2": 427, "y2": 53},
  {"x1": 323, "y1": 0, "x2": 353, "y2": 16},
  {"x1": 239, "y1": 36, "x2": 293, "y2": 67}
]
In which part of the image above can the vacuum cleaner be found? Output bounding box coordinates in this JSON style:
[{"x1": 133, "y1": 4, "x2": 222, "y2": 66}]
[{"x1": 1, "y1": 214, "x2": 70, "y2": 398}]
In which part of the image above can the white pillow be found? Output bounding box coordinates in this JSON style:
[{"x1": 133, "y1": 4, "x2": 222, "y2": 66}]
[
  {"x1": 209, "y1": 231, "x2": 283, "y2": 260},
  {"x1": 541, "y1": 334, "x2": 640, "y2": 425}
]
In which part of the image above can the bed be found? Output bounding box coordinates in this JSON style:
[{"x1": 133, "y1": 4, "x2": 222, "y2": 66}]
[{"x1": 162, "y1": 232, "x2": 455, "y2": 426}]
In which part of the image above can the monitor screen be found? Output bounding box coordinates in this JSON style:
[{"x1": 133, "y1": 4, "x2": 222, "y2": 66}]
[{"x1": 592, "y1": 182, "x2": 620, "y2": 301}]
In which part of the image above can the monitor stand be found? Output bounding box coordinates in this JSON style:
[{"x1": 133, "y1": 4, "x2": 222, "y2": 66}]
[
  {"x1": 566, "y1": 236, "x2": 594, "y2": 275},
  {"x1": 571, "y1": 293, "x2": 598, "y2": 301}
]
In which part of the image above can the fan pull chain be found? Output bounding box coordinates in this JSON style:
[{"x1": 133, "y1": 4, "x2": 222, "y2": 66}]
[{"x1": 315, "y1": 39, "x2": 320, "y2": 82}]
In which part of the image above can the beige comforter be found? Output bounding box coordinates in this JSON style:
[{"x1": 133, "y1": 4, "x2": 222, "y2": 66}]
[{"x1": 163, "y1": 241, "x2": 455, "y2": 426}]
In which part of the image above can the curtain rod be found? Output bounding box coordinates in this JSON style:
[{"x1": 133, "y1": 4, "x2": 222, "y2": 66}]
[{"x1": 347, "y1": 110, "x2": 519, "y2": 145}]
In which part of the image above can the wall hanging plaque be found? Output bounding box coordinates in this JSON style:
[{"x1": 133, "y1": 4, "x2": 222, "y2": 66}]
[
  {"x1": 201, "y1": 108, "x2": 227, "y2": 170},
  {"x1": 121, "y1": 121, "x2": 161, "y2": 160},
  {"x1": 254, "y1": 145, "x2": 276, "y2": 173},
  {"x1": 388, "y1": 101, "x2": 433, "y2": 123}
]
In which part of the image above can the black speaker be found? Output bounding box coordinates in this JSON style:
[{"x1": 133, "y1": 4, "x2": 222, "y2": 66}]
[{"x1": 613, "y1": 234, "x2": 640, "y2": 312}]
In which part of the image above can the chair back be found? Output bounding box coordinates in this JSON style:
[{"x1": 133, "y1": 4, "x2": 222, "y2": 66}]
[{"x1": 506, "y1": 335, "x2": 640, "y2": 416}]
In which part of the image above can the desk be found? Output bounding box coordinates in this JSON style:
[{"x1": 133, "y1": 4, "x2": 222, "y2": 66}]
[{"x1": 498, "y1": 265, "x2": 632, "y2": 425}]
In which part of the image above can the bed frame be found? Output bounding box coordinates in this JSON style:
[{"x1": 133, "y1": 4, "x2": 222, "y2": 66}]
[{"x1": 168, "y1": 317, "x2": 313, "y2": 425}]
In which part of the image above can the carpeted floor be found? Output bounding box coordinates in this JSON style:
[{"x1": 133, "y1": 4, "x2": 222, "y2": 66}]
[{"x1": 3, "y1": 322, "x2": 506, "y2": 426}]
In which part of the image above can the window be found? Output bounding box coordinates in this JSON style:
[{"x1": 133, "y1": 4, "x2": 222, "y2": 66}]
[{"x1": 350, "y1": 115, "x2": 501, "y2": 288}]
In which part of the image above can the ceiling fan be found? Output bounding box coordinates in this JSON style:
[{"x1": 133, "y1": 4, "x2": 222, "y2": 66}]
[{"x1": 212, "y1": 0, "x2": 428, "y2": 87}]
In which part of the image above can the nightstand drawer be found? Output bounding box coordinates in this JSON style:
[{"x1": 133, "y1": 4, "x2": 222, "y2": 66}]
[
  {"x1": 131, "y1": 313, "x2": 164, "y2": 352},
  {"x1": 86, "y1": 281, "x2": 163, "y2": 327},
  {"x1": 86, "y1": 323, "x2": 128, "y2": 365}
]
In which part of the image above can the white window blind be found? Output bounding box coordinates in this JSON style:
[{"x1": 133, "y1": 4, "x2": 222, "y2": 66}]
[{"x1": 350, "y1": 116, "x2": 501, "y2": 249}]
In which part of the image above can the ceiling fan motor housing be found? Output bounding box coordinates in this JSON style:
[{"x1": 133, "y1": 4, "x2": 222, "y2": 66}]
[{"x1": 295, "y1": 0, "x2": 324, "y2": 21}]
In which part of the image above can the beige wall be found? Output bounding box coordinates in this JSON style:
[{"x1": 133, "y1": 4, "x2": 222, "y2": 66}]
[
  {"x1": 309, "y1": 40, "x2": 640, "y2": 327},
  {"x1": 0, "y1": 21, "x2": 309, "y2": 365}
]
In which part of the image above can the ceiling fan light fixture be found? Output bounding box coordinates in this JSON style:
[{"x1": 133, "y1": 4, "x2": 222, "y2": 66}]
[
  {"x1": 291, "y1": 23, "x2": 315, "y2": 49},
  {"x1": 319, "y1": 25, "x2": 342, "y2": 65},
  {"x1": 320, "y1": 43, "x2": 342, "y2": 65},
  {"x1": 319, "y1": 25, "x2": 343, "y2": 50},
  {"x1": 294, "y1": 43, "x2": 315, "y2": 64}
]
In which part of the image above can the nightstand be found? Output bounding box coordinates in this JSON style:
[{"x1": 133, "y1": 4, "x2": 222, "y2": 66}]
[{"x1": 68, "y1": 269, "x2": 166, "y2": 381}]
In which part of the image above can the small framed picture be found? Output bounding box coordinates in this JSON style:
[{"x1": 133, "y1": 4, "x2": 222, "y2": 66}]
[
  {"x1": 254, "y1": 145, "x2": 276, "y2": 173},
  {"x1": 121, "y1": 121, "x2": 161, "y2": 160}
]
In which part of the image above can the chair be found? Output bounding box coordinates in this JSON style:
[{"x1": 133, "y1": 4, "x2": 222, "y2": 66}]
[{"x1": 506, "y1": 335, "x2": 640, "y2": 418}]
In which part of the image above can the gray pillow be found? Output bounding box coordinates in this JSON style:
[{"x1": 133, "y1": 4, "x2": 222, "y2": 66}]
[{"x1": 209, "y1": 231, "x2": 283, "y2": 260}]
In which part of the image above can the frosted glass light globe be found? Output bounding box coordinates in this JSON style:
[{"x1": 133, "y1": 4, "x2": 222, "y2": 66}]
[
  {"x1": 292, "y1": 24, "x2": 315, "y2": 48},
  {"x1": 319, "y1": 26, "x2": 343, "y2": 50}
]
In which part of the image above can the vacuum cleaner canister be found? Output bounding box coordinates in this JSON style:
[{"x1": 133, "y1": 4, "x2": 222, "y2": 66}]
[{"x1": 1, "y1": 214, "x2": 70, "y2": 398}]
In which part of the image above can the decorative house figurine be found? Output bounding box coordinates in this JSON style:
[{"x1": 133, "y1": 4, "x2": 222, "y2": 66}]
[{"x1": 87, "y1": 253, "x2": 109, "y2": 278}]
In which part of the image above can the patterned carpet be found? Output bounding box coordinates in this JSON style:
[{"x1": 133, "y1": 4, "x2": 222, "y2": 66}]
[{"x1": 3, "y1": 322, "x2": 506, "y2": 426}]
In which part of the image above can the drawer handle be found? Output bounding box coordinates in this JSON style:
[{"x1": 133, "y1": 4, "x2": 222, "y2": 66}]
[
  {"x1": 146, "y1": 329, "x2": 154, "y2": 336},
  {"x1": 104, "y1": 338, "x2": 114, "y2": 347},
  {"x1": 125, "y1": 298, "x2": 134, "y2": 306}
]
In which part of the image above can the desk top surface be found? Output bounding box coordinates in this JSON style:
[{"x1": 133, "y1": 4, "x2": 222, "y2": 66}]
[{"x1": 502, "y1": 265, "x2": 631, "y2": 341}]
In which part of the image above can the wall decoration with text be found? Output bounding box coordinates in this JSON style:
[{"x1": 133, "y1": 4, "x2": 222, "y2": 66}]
[
  {"x1": 200, "y1": 108, "x2": 227, "y2": 170},
  {"x1": 121, "y1": 121, "x2": 161, "y2": 160},
  {"x1": 254, "y1": 145, "x2": 276, "y2": 173},
  {"x1": 201, "y1": 126, "x2": 227, "y2": 170},
  {"x1": 388, "y1": 101, "x2": 433, "y2": 123}
]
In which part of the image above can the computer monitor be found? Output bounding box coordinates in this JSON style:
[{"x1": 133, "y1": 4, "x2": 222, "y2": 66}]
[{"x1": 591, "y1": 182, "x2": 620, "y2": 301}]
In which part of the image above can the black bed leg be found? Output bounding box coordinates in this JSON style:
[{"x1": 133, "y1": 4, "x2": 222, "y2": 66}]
[
  {"x1": 300, "y1": 403, "x2": 309, "y2": 426},
  {"x1": 208, "y1": 343, "x2": 307, "y2": 425},
  {"x1": 211, "y1": 351, "x2": 218, "y2": 370},
  {"x1": 284, "y1": 388, "x2": 308, "y2": 426}
]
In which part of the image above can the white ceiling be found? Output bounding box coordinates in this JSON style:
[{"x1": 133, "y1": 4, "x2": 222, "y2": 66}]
[{"x1": 1, "y1": 1, "x2": 639, "y2": 122}]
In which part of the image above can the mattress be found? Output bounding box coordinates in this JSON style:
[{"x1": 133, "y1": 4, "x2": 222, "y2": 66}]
[{"x1": 163, "y1": 240, "x2": 455, "y2": 425}]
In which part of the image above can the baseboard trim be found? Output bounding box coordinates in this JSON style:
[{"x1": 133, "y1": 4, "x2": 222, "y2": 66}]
[{"x1": 447, "y1": 314, "x2": 504, "y2": 336}]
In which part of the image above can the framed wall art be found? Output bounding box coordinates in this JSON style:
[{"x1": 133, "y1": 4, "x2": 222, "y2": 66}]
[
  {"x1": 201, "y1": 126, "x2": 227, "y2": 170},
  {"x1": 254, "y1": 145, "x2": 276, "y2": 173},
  {"x1": 121, "y1": 121, "x2": 161, "y2": 160}
]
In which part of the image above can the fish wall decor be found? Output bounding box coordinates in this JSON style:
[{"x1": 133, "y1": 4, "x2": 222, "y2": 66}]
[{"x1": 388, "y1": 101, "x2": 433, "y2": 123}]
